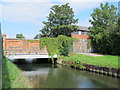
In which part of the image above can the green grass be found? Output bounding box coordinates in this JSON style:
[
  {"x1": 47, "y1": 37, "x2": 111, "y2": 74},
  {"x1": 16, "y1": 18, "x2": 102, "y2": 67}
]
[
  {"x1": 60, "y1": 53, "x2": 119, "y2": 69},
  {"x1": 2, "y1": 56, "x2": 33, "y2": 88}
]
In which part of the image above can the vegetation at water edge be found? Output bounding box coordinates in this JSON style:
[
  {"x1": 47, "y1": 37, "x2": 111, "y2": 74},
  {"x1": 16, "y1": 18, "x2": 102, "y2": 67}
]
[
  {"x1": 60, "y1": 53, "x2": 119, "y2": 68},
  {"x1": 39, "y1": 35, "x2": 76, "y2": 63},
  {"x1": 2, "y1": 56, "x2": 33, "y2": 88}
]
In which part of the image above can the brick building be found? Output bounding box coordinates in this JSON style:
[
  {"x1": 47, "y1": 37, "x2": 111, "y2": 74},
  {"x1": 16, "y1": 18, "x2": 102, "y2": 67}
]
[
  {"x1": 71, "y1": 26, "x2": 90, "y2": 39},
  {"x1": 34, "y1": 26, "x2": 91, "y2": 53},
  {"x1": 71, "y1": 26, "x2": 91, "y2": 53},
  {"x1": 3, "y1": 26, "x2": 91, "y2": 54}
]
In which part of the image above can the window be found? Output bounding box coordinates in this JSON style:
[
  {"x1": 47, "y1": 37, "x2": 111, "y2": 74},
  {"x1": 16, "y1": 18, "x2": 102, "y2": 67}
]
[
  {"x1": 81, "y1": 31, "x2": 88, "y2": 35},
  {"x1": 72, "y1": 31, "x2": 79, "y2": 34},
  {"x1": 81, "y1": 31, "x2": 84, "y2": 35}
]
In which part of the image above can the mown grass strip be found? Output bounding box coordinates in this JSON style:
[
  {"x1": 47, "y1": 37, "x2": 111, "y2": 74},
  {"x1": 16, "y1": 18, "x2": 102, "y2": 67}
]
[
  {"x1": 60, "y1": 53, "x2": 119, "y2": 68},
  {"x1": 2, "y1": 56, "x2": 33, "y2": 88}
]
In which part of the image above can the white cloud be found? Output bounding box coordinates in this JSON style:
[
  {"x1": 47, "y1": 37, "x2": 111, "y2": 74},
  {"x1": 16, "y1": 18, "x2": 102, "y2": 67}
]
[
  {"x1": 0, "y1": 5, "x2": 2, "y2": 19},
  {"x1": 1, "y1": 0, "x2": 29, "y2": 2},
  {"x1": 69, "y1": 2, "x2": 100, "y2": 15},
  {"x1": 0, "y1": 0, "x2": 118, "y2": 25},
  {"x1": 49, "y1": 0, "x2": 119, "y2": 3},
  {"x1": 1, "y1": 0, "x2": 119, "y2": 2},
  {"x1": 0, "y1": 1, "x2": 100, "y2": 24},
  {"x1": 1, "y1": 0, "x2": 52, "y2": 2},
  {"x1": 1, "y1": 2, "x2": 54, "y2": 24},
  {"x1": 1, "y1": 0, "x2": 118, "y2": 39}
]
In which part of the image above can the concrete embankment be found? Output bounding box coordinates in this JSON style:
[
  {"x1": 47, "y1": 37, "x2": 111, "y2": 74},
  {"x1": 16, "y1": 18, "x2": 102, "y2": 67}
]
[{"x1": 57, "y1": 59, "x2": 120, "y2": 78}]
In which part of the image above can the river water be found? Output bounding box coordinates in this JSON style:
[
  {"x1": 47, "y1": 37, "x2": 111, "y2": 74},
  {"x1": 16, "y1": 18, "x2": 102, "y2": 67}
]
[{"x1": 14, "y1": 60, "x2": 119, "y2": 88}]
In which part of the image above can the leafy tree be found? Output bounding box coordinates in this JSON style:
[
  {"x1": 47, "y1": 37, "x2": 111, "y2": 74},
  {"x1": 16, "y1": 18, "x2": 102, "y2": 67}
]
[
  {"x1": 40, "y1": 3, "x2": 79, "y2": 37},
  {"x1": 16, "y1": 34, "x2": 25, "y2": 39},
  {"x1": 89, "y1": 2, "x2": 119, "y2": 55}
]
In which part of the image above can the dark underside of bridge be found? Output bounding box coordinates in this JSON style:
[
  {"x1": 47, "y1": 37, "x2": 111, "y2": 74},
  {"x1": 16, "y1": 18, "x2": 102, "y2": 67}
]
[{"x1": 12, "y1": 58, "x2": 57, "y2": 64}]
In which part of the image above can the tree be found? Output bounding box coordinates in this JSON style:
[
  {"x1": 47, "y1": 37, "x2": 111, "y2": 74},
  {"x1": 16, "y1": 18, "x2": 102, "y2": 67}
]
[
  {"x1": 89, "y1": 2, "x2": 119, "y2": 55},
  {"x1": 40, "y1": 3, "x2": 79, "y2": 37},
  {"x1": 16, "y1": 34, "x2": 25, "y2": 39}
]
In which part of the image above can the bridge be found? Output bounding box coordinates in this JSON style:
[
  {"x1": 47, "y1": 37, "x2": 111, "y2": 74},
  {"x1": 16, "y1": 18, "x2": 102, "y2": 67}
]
[
  {"x1": 4, "y1": 49, "x2": 57, "y2": 59},
  {"x1": 2, "y1": 34, "x2": 90, "y2": 60},
  {"x1": 2, "y1": 35, "x2": 57, "y2": 60}
]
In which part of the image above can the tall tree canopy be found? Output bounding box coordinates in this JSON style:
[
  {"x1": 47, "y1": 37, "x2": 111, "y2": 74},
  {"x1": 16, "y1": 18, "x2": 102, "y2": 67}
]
[
  {"x1": 89, "y1": 3, "x2": 120, "y2": 55},
  {"x1": 40, "y1": 3, "x2": 79, "y2": 37},
  {"x1": 16, "y1": 34, "x2": 25, "y2": 39}
]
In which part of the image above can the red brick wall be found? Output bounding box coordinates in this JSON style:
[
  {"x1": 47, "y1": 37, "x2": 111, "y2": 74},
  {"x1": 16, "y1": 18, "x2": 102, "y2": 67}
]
[
  {"x1": 71, "y1": 34, "x2": 90, "y2": 39},
  {"x1": 71, "y1": 34, "x2": 91, "y2": 53},
  {"x1": 5, "y1": 39, "x2": 22, "y2": 49},
  {"x1": 3, "y1": 34, "x2": 91, "y2": 54},
  {"x1": 3, "y1": 36, "x2": 48, "y2": 54}
]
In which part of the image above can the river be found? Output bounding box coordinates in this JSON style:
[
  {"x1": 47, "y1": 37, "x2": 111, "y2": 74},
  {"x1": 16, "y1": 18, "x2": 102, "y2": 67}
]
[{"x1": 13, "y1": 59, "x2": 119, "y2": 88}]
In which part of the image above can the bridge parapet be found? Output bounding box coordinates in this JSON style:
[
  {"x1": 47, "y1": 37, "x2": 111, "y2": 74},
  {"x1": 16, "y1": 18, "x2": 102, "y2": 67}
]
[{"x1": 4, "y1": 49, "x2": 48, "y2": 55}]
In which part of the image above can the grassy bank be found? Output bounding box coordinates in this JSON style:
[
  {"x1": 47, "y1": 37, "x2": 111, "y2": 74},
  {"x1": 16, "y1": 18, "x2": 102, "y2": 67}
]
[
  {"x1": 60, "y1": 53, "x2": 119, "y2": 69},
  {"x1": 2, "y1": 56, "x2": 33, "y2": 88}
]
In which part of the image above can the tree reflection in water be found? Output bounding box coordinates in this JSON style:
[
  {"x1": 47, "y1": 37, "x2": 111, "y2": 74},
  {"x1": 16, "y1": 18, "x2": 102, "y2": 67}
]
[{"x1": 16, "y1": 63, "x2": 119, "y2": 88}]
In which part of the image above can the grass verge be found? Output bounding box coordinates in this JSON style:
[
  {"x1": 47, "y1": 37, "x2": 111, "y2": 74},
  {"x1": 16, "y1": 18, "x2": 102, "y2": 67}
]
[
  {"x1": 2, "y1": 56, "x2": 33, "y2": 88},
  {"x1": 60, "y1": 53, "x2": 119, "y2": 69}
]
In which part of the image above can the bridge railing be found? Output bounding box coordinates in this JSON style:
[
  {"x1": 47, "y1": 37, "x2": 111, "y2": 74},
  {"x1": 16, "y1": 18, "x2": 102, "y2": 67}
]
[{"x1": 3, "y1": 49, "x2": 48, "y2": 55}]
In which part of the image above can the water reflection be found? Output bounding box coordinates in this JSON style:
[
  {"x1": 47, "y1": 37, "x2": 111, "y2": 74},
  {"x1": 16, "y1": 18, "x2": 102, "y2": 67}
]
[{"x1": 16, "y1": 63, "x2": 119, "y2": 88}]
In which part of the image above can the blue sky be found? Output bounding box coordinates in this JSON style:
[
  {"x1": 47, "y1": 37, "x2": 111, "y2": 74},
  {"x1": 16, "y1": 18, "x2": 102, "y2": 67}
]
[{"x1": 0, "y1": 0, "x2": 119, "y2": 39}]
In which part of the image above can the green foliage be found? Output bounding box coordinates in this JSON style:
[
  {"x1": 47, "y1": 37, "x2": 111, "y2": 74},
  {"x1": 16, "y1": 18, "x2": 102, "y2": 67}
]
[
  {"x1": 40, "y1": 37, "x2": 59, "y2": 63},
  {"x1": 79, "y1": 65, "x2": 86, "y2": 69},
  {"x1": 28, "y1": 40, "x2": 35, "y2": 43},
  {"x1": 57, "y1": 35, "x2": 74, "y2": 56},
  {"x1": 16, "y1": 33, "x2": 25, "y2": 39},
  {"x1": 40, "y1": 3, "x2": 79, "y2": 37},
  {"x1": 75, "y1": 60, "x2": 81, "y2": 64},
  {"x1": 39, "y1": 35, "x2": 74, "y2": 63},
  {"x1": 2, "y1": 56, "x2": 33, "y2": 88},
  {"x1": 87, "y1": 39, "x2": 91, "y2": 49},
  {"x1": 89, "y1": 2, "x2": 119, "y2": 55}
]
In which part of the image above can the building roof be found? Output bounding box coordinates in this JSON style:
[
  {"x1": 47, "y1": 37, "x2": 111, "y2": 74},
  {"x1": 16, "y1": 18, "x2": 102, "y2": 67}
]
[
  {"x1": 34, "y1": 34, "x2": 41, "y2": 39},
  {"x1": 79, "y1": 26, "x2": 89, "y2": 31},
  {"x1": 34, "y1": 26, "x2": 89, "y2": 39}
]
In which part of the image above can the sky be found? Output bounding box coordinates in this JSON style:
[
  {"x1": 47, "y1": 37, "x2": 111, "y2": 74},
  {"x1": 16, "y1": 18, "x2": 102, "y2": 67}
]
[{"x1": 0, "y1": 0, "x2": 119, "y2": 39}]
